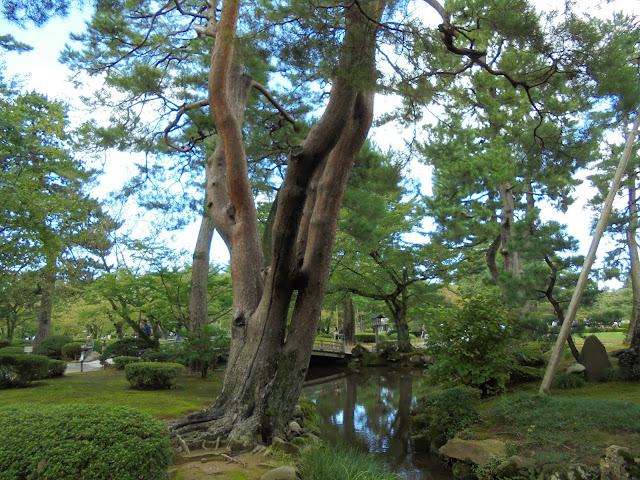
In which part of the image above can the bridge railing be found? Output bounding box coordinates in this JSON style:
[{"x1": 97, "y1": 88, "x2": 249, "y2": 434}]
[{"x1": 312, "y1": 339, "x2": 345, "y2": 353}]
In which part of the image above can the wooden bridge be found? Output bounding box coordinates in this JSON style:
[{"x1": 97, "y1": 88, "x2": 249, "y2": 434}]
[{"x1": 311, "y1": 340, "x2": 352, "y2": 361}]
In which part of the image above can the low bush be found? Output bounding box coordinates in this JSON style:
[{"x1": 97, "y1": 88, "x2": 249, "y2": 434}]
[
  {"x1": 552, "y1": 373, "x2": 586, "y2": 390},
  {"x1": 0, "y1": 346, "x2": 24, "y2": 355},
  {"x1": 426, "y1": 289, "x2": 516, "y2": 395},
  {"x1": 297, "y1": 444, "x2": 400, "y2": 480},
  {"x1": 0, "y1": 403, "x2": 171, "y2": 480},
  {"x1": 33, "y1": 335, "x2": 73, "y2": 359},
  {"x1": 355, "y1": 332, "x2": 378, "y2": 343},
  {"x1": 113, "y1": 355, "x2": 142, "y2": 370},
  {"x1": 0, "y1": 340, "x2": 11, "y2": 349},
  {"x1": 100, "y1": 337, "x2": 151, "y2": 363},
  {"x1": 616, "y1": 348, "x2": 640, "y2": 381},
  {"x1": 45, "y1": 359, "x2": 67, "y2": 378},
  {"x1": 0, "y1": 353, "x2": 50, "y2": 388},
  {"x1": 514, "y1": 342, "x2": 548, "y2": 367},
  {"x1": 61, "y1": 342, "x2": 84, "y2": 360},
  {"x1": 125, "y1": 362, "x2": 184, "y2": 389},
  {"x1": 410, "y1": 386, "x2": 481, "y2": 447}
]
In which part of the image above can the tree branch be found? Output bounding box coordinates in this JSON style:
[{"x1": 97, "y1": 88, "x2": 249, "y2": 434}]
[{"x1": 251, "y1": 81, "x2": 298, "y2": 131}]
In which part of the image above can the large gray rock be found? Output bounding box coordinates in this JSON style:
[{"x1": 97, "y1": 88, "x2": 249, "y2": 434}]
[
  {"x1": 565, "y1": 363, "x2": 586, "y2": 374},
  {"x1": 600, "y1": 445, "x2": 640, "y2": 480},
  {"x1": 579, "y1": 335, "x2": 612, "y2": 382},
  {"x1": 439, "y1": 438, "x2": 507, "y2": 466},
  {"x1": 260, "y1": 465, "x2": 298, "y2": 480}
]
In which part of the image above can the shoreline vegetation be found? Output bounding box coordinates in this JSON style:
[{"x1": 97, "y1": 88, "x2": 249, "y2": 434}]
[{"x1": 1, "y1": 332, "x2": 639, "y2": 479}]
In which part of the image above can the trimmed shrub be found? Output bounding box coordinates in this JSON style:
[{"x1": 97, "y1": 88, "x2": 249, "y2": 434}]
[
  {"x1": 125, "y1": 362, "x2": 184, "y2": 389},
  {"x1": 45, "y1": 359, "x2": 67, "y2": 378},
  {"x1": 33, "y1": 335, "x2": 73, "y2": 359},
  {"x1": 0, "y1": 340, "x2": 11, "y2": 349},
  {"x1": 0, "y1": 403, "x2": 171, "y2": 480},
  {"x1": 355, "y1": 332, "x2": 377, "y2": 343},
  {"x1": 552, "y1": 373, "x2": 586, "y2": 390},
  {"x1": 61, "y1": 342, "x2": 84, "y2": 360},
  {"x1": 100, "y1": 337, "x2": 150, "y2": 363},
  {"x1": 0, "y1": 346, "x2": 25, "y2": 355},
  {"x1": 113, "y1": 355, "x2": 142, "y2": 370},
  {"x1": 410, "y1": 386, "x2": 481, "y2": 446},
  {"x1": 0, "y1": 353, "x2": 50, "y2": 388}
]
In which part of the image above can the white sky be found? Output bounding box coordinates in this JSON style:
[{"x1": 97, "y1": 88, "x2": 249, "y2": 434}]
[{"x1": 1, "y1": 1, "x2": 636, "y2": 280}]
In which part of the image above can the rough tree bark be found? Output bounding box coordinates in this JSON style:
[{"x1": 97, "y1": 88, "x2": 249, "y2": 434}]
[
  {"x1": 34, "y1": 253, "x2": 56, "y2": 347},
  {"x1": 171, "y1": 0, "x2": 386, "y2": 449},
  {"x1": 188, "y1": 192, "x2": 215, "y2": 333},
  {"x1": 625, "y1": 176, "x2": 640, "y2": 345},
  {"x1": 343, "y1": 296, "x2": 355, "y2": 345},
  {"x1": 498, "y1": 182, "x2": 524, "y2": 276}
]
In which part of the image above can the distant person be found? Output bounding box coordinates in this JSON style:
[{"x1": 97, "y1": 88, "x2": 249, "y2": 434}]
[
  {"x1": 141, "y1": 319, "x2": 152, "y2": 337},
  {"x1": 82, "y1": 336, "x2": 94, "y2": 354},
  {"x1": 333, "y1": 328, "x2": 339, "y2": 341}
]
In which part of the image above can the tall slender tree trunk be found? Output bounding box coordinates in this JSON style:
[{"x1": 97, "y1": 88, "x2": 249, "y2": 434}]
[
  {"x1": 189, "y1": 199, "x2": 215, "y2": 333},
  {"x1": 343, "y1": 296, "x2": 355, "y2": 345},
  {"x1": 625, "y1": 178, "x2": 640, "y2": 345},
  {"x1": 171, "y1": 0, "x2": 386, "y2": 449},
  {"x1": 498, "y1": 182, "x2": 524, "y2": 276},
  {"x1": 34, "y1": 255, "x2": 56, "y2": 347}
]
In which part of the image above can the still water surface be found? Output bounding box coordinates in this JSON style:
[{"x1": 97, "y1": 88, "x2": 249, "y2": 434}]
[{"x1": 302, "y1": 367, "x2": 454, "y2": 480}]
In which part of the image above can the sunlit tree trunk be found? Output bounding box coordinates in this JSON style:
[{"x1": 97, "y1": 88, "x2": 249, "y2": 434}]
[
  {"x1": 171, "y1": 0, "x2": 385, "y2": 449},
  {"x1": 625, "y1": 178, "x2": 640, "y2": 345},
  {"x1": 34, "y1": 253, "x2": 56, "y2": 347}
]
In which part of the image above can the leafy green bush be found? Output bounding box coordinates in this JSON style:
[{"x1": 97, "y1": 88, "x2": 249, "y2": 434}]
[
  {"x1": 61, "y1": 342, "x2": 84, "y2": 360},
  {"x1": 45, "y1": 359, "x2": 67, "y2": 378},
  {"x1": 113, "y1": 355, "x2": 142, "y2": 370},
  {"x1": 33, "y1": 335, "x2": 73, "y2": 359},
  {"x1": 0, "y1": 346, "x2": 25, "y2": 355},
  {"x1": 355, "y1": 332, "x2": 379, "y2": 343},
  {"x1": 0, "y1": 340, "x2": 11, "y2": 349},
  {"x1": 426, "y1": 289, "x2": 516, "y2": 395},
  {"x1": 297, "y1": 444, "x2": 400, "y2": 480},
  {"x1": 125, "y1": 362, "x2": 184, "y2": 389},
  {"x1": 0, "y1": 353, "x2": 50, "y2": 388},
  {"x1": 410, "y1": 386, "x2": 481, "y2": 446},
  {"x1": 552, "y1": 373, "x2": 586, "y2": 390},
  {"x1": 100, "y1": 337, "x2": 150, "y2": 363},
  {"x1": 0, "y1": 403, "x2": 171, "y2": 480},
  {"x1": 170, "y1": 325, "x2": 230, "y2": 377},
  {"x1": 514, "y1": 342, "x2": 548, "y2": 367}
]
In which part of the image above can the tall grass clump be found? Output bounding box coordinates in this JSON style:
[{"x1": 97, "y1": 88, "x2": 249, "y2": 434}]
[{"x1": 298, "y1": 444, "x2": 400, "y2": 480}]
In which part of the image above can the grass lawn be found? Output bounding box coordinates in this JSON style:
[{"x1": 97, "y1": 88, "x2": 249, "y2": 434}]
[
  {"x1": 470, "y1": 335, "x2": 640, "y2": 469},
  {"x1": 0, "y1": 367, "x2": 224, "y2": 420}
]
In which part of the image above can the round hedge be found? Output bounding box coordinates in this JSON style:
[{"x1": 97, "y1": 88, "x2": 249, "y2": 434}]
[
  {"x1": 125, "y1": 362, "x2": 184, "y2": 389},
  {"x1": 0, "y1": 353, "x2": 50, "y2": 388},
  {"x1": 0, "y1": 403, "x2": 172, "y2": 480},
  {"x1": 61, "y1": 342, "x2": 84, "y2": 360},
  {"x1": 33, "y1": 335, "x2": 73, "y2": 359},
  {"x1": 0, "y1": 346, "x2": 25, "y2": 355}
]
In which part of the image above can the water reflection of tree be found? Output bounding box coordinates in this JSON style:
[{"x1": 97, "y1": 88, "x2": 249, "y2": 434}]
[{"x1": 306, "y1": 369, "x2": 414, "y2": 467}]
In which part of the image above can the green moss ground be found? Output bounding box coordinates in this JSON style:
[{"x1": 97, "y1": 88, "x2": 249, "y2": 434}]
[{"x1": 0, "y1": 367, "x2": 224, "y2": 419}]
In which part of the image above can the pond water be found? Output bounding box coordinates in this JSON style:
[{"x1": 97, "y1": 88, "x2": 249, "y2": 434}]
[{"x1": 302, "y1": 367, "x2": 454, "y2": 480}]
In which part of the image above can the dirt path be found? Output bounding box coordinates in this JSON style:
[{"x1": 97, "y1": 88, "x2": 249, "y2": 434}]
[{"x1": 170, "y1": 448, "x2": 288, "y2": 480}]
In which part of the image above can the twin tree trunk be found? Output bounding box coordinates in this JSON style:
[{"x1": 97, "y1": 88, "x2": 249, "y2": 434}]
[{"x1": 172, "y1": 0, "x2": 386, "y2": 449}]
